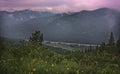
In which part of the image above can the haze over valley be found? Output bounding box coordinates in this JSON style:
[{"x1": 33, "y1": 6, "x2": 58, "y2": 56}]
[{"x1": 0, "y1": 8, "x2": 120, "y2": 44}]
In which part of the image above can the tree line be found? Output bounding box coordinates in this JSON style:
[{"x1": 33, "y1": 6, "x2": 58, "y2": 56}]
[
  {"x1": 29, "y1": 31, "x2": 120, "y2": 53},
  {"x1": 100, "y1": 32, "x2": 120, "y2": 53}
]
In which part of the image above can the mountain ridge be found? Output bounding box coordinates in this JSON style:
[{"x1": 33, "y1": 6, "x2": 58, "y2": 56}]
[{"x1": 0, "y1": 8, "x2": 120, "y2": 44}]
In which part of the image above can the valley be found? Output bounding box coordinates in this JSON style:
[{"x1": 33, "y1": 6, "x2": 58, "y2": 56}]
[{"x1": 44, "y1": 41, "x2": 99, "y2": 52}]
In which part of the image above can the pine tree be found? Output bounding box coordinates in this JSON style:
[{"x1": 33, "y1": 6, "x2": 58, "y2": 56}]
[
  {"x1": 108, "y1": 32, "x2": 115, "y2": 47},
  {"x1": 100, "y1": 42, "x2": 106, "y2": 51},
  {"x1": 116, "y1": 36, "x2": 120, "y2": 52},
  {"x1": 29, "y1": 31, "x2": 43, "y2": 45}
]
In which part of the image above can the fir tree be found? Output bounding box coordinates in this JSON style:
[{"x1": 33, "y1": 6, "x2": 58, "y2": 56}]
[
  {"x1": 29, "y1": 31, "x2": 43, "y2": 45},
  {"x1": 100, "y1": 42, "x2": 106, "y2": 51},
  {"x1": 116, "y1": 36, "x2": 120, "y2": 52},
  {"x1": 108, "y1": 32, "x2": 115, "y2": 47}
]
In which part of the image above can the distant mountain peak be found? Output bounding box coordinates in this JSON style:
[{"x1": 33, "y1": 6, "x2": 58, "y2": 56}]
[
  {"x1": 96, "y1": 8, "x2": 111, "y2": 10},
  {"x1": 94, "y1": 8, "x2": 119, "y2": 12}
]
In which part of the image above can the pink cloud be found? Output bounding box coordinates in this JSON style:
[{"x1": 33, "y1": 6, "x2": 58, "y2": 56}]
[{"x1": 0, "y1": 0, "x2": 120, "y2": 12}]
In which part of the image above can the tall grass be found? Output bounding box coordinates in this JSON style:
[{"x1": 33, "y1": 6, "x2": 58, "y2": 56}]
[{"x1": 0, "y1": 43, "x2": 120, "y2": 74}]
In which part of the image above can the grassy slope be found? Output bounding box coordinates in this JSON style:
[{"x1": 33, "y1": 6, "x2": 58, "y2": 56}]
[{"x1": 0, "y1": 41, "x2": 120, "y2": 74}]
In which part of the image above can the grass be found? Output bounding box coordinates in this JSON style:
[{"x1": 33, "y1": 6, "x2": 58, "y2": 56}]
[{"x1": 0, "y1": 42, "x2": 120, "y2": 74}]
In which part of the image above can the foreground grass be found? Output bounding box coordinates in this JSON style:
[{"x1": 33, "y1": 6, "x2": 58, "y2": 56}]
[{"x1": 0, "y1": 44, "x2": 120, "y2": 74}]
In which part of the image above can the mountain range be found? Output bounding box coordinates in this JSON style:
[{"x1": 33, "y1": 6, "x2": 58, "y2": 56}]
[{"x1": 0, "y1": 8, "x2": 120, "y2": 44}]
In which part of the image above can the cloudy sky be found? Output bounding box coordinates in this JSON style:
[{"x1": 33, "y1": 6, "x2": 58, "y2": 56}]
[{"x1": 0, "y1": 0, "x2": 120, "y2": 12}]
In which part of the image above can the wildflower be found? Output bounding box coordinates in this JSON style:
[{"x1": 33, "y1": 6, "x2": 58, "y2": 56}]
[
  {"x1": 32, "y1": 59, "x2": 36, "y2": 63},
  {"x1": 46, "y1": 69, "x2": 48, "y2": 72},
  {"x1": 102, "y1": 69, "x2": 107, "y2": 73},
  {"x1": 51, "y1": 64, "x2": 55, "y2": 67},
  {"x1": 33, "y1": 68, "x2": 36, "y2": 71},
  {"x1": 45, "y1": 61, "x2": 47, "y2": 64},
  {"x1": 20, "y1": 57, "x2": 23, "y2": 61},
  {"x1": 29, "y1": 72, "x2": 33, "y2": 74},
  {"x1": 56, "y1": 72, "x2": 59, "y2": 74},
  {"x1": 81, "y1": 70, "x2": 84, "y2": 72},
  {"x1": 67, "y1": 68, "x2": 70, "y2": 70},
  {"x1": 95, "y1": 61, "x2": 98, "y2": 64},
  {"x1": 76, "y1": 70, "x2": 79, "y2": 74}
]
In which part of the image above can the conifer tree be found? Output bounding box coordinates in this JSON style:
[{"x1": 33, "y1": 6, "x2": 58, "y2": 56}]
[
  {"x1": 116, "y1": 36, "x2": 120, "y2": 52},
  {"x1": 108, "y1": 32, "x2": 115, "y2": 47},
  {"x1": 29, "y1": 31, "x2": 43, "y2": 45},
  {"x1": 100, "y1": 42, "x2": 106, "y2": 51}
]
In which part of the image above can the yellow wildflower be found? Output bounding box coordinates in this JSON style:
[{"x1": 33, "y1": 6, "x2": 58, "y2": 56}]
[
  {"x1": 32, "y1": 59, "x2": 36, "y2": 63},
  {"x1": 51, "y1": 64, "x2": 55, "y2": 67},
  {"x1": 81, "y1": 70, "x2": 84, "y2": 72},
  {"x1": 67, "y1": 68, "x2": 70, "y2": 70},
  {"x1": 33, "y1": 68, "x2": 36, "y2": 71},
  {"x1": 20, "y1": 57, "x2": 23, "y2": 61},
  {"x1": 56, "y1": 72, "x2": 59, "y2": 74},
  {"x1": 77, "y1": 70, "x2": 79, "y2": 74},
  {"x1": 45, "y1": 61, "x2": 47, "y2": 64},
  {"x1": 29, "y1": 72, "x2": 33, "y2": 74},
  {"x1": 46, "y1": 69, "x2": 48, "y2": 72}
]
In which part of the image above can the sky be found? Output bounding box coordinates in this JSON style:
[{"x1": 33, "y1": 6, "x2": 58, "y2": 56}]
[{"x1": 0, "y1": 0, "x2": 120, "y2": 12}]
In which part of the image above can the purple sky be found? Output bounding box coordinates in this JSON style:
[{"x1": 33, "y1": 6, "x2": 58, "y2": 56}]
[{"x1": 0, "y1": 0, "x2": 120, "y2": 12}]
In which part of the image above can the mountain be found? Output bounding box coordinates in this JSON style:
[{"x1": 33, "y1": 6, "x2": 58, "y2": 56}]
[
  {"x1": 0, "y1": 8, "x2": 120, "y2": 44},
  {"x1": 0, "y1": 9, "x2": 55, "y2": 38},
  {"x1": 45, "y1": 8, "x2": 120, "y2": 43}
]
